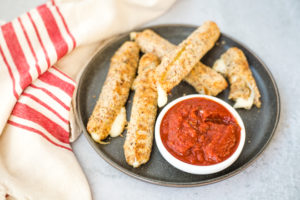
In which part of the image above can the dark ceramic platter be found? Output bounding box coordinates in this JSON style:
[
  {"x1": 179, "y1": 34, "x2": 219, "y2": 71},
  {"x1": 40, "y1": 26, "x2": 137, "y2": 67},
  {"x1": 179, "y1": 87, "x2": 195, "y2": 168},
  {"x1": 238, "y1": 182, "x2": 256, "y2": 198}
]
[{"x1": 76, "y1": 25, "x2": 280, "y2": 187}]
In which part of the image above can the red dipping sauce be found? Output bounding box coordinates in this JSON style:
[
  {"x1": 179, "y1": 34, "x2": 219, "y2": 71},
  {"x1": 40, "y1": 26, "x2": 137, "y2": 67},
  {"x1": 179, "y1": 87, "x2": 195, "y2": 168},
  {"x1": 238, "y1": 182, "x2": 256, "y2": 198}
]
[{"x1": 160, "y1": 97, "x2": 241, "y2": 166}]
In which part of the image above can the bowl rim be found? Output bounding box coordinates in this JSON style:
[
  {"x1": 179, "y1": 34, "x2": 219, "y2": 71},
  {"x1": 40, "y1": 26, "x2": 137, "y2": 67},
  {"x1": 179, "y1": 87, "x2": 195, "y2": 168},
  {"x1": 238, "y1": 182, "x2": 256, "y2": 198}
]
[{"x1": 155, "y1": 94, "x2": 246, "y2": 174}]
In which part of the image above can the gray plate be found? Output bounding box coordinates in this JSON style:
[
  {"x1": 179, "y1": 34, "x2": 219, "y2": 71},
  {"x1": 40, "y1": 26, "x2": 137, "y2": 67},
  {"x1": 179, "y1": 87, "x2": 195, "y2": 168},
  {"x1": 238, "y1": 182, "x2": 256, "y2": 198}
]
[{"x1": 76, "y1": 24, "x2": 280, "y2": 187}]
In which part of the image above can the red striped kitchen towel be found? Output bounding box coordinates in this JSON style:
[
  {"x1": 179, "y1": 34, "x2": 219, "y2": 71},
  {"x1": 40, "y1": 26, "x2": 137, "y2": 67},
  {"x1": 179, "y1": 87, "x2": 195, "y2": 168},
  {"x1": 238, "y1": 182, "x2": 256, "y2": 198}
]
[{"x1": 0, "y1": 0, "x2": 175, "y2": 199}]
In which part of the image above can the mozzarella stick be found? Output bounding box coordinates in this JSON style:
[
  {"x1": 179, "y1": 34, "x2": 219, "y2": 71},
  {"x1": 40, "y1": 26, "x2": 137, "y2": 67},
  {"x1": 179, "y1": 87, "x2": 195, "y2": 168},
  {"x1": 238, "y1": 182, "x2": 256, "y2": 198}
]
[
  {"x1": 133, "y1": 21, "x2": 220, "y2": 107},
  {"x1": 124, "y1": 54, "x2": 159, "y2": 167},
  {"x1": 184, "y1": 62, "x2": 228, "y2": 96},
  {"x1": 131, "y1": 53, "x2": 159, "y2": 90},
  {"x1": 213, "y1": 47, "x2": 261, "y2": 109},
  {"x1": 131, "y1": 29, "x2": 227, "y2": 96},
  {"x1": 130, "y1": 29, "x2": 175, "y2": 59},
  {"x1": 87, "y1": 41, "x2": 139, "y2": 143}
]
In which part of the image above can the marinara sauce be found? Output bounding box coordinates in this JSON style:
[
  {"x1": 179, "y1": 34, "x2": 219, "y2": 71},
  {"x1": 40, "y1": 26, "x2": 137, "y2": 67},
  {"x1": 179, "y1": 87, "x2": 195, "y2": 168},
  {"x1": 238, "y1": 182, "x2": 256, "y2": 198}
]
[{"x1": 160, "y1": 97, "x2": 241, "y2": 166}]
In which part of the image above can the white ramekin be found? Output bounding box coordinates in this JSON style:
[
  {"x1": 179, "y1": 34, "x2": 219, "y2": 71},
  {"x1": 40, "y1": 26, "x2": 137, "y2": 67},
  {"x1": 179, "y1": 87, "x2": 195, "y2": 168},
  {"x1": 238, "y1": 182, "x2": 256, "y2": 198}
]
[{"x1": 155, "y1": 94, "x2": 246, "y2": 174}]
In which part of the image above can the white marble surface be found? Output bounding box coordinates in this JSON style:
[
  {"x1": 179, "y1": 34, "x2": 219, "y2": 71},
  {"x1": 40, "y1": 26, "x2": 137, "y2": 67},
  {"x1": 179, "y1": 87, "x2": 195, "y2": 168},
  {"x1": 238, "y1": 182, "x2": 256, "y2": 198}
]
[{"x1": 1, "y1": 0, "x2": 300, "y2": 199}]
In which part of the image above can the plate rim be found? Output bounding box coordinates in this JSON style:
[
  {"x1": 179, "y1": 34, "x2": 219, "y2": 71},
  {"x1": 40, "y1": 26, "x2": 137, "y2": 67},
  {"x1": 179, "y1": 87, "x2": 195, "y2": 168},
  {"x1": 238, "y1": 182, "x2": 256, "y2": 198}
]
[{"x1": 75, "y1": 24, "x2": 281, "y2": 187}]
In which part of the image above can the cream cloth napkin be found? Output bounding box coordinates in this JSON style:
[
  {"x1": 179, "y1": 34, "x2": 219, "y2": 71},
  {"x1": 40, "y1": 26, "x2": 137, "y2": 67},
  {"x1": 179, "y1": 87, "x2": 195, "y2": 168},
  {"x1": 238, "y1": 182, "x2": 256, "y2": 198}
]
[{"x1": 0, "y1": 0, "x2": 175, "y2": 199}]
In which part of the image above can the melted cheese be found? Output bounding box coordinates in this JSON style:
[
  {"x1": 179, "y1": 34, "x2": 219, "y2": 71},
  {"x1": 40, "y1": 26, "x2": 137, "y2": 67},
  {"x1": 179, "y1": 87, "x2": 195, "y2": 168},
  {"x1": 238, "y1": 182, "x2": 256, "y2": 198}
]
[
  {"x1": 233, "y1": 83, "x2": 255, "y2": 109},
  {"x1": 132, "y1": 158, "x2": 140, "y2": 168},
  {"x1": 110, "y1": 107, "x2": 127, "y2": 137},
  {"x1": 91, "y1": 132, "x2": 101, "y2": 142},
  {"x1": 213, "y1": 59, "x2": 227, "y2": 76},
  {"x1": 157, "y1": 83, "x2": 168, "y2": 107}
]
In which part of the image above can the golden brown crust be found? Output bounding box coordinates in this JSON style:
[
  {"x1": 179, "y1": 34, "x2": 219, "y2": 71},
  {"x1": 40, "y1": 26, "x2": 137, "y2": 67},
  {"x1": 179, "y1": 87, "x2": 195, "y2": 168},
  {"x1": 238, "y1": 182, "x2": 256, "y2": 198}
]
[
  {"x1": 156, "y1": 21, "x2": 220, "y2": 94},
  {"x1": 184, "y1": 62, "x2": 228, "y2": 96},
  {"x1": 156, "y1": 21, "x2": 220, "y2": 95},
  {"x1": 132, "y1": 53, "x2": 160, "y2": 90},
  {"x1": 132, "y1": 23, "x2": 226, "y2": 96},
  {"x1": 137, "y1": 53, "x2": 160, "y2": 75},
  {"x1": 87, "y1": 41, "x2": 140, "y2": 142},
  {"x1": 123, "y1": 53, "x2": 159, "y2": 167},
  {"x1": 213, "y1": 47, "x2": 261, "y2": 108},
  {"x1": 131, "y1": 29, "x2": 175, "y2": 60}
]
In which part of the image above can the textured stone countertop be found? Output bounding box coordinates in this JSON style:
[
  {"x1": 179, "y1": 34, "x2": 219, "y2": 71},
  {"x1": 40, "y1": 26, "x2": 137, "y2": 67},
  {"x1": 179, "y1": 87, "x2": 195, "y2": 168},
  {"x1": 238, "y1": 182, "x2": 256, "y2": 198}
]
[{"x1": 1, "y1": 0, "x2": 299, "y2": 199}]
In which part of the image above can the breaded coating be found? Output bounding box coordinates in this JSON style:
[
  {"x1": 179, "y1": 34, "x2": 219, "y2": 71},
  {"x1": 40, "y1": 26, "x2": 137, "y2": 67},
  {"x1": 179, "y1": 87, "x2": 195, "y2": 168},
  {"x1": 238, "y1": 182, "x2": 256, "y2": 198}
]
[
  {"x1": 130, "y1": 29, "x2": 175, "y2": 59},
  {"x1": 156, "y1": 21, "x2": 220, "y2": 107},
  {"x1": 133, "y1": 21, "x2": 221, "y2": 107},
  {"x1": 87, "y1": 41, "x2": 140, "y2": 143},
  {"x1": 131, "y1": 28, "x2": 227, "y2": 96},
  {"x1": 124, "y1": 53, "x2": 160, "y2": 167},
  {"x1": 184, "y1": 62, "x2": 228, "y2": 96},
  {"x1": 213, "y1": 47, "x2": 261, "y2": 109},
  {"x1": 130, "y1": 29, "x2": 228, "y2": 96}
]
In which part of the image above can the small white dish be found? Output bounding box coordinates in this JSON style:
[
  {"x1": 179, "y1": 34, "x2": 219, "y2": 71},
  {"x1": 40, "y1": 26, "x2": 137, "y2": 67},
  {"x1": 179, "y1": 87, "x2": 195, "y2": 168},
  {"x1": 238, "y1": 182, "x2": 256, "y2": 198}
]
[{"x1": 155, "y1": 94, "x2": 246, "y2": 174}]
